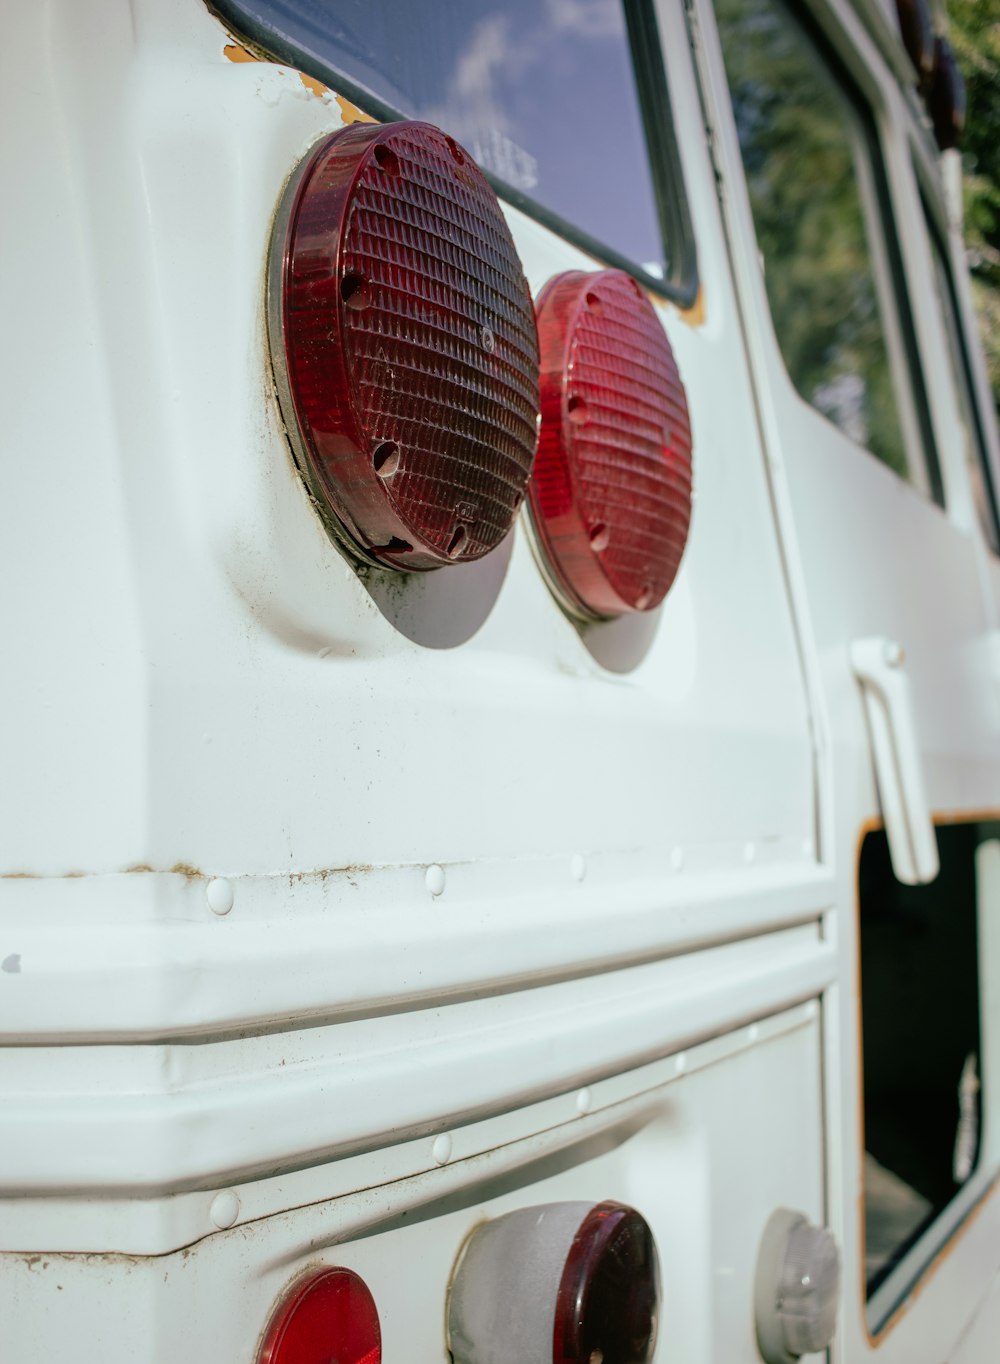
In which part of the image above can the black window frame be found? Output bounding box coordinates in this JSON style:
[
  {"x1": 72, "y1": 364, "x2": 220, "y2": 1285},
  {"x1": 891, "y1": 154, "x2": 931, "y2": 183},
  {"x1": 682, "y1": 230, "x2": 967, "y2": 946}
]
[
  {"x1": 209, "y1": 0, "x2": 700, "y2": 307},
  {"x1": 920, "y1": 191, "x2": 1000, "y2": 554}
]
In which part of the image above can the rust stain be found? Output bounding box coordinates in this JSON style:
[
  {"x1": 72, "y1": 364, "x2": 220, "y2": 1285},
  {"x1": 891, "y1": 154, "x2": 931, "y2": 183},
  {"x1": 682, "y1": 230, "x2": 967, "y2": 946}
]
[
  {"x1": 334, "y1": 94, "x2": 378, "y2": 126},
  {"x1": 169, "y1": 862, "x2": 204, "y2": 880},
  {"x1": 678, "y1": 286, "x2": 706, "y2": 328}
]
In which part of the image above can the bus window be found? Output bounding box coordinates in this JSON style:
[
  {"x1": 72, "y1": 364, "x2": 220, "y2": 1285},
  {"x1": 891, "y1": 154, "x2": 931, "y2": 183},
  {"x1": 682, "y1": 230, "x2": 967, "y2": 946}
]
[
  {"x1": 923, "y1": 208, "x2": 1000, "y2": 553},
  {"x1": 714, "y1": 0, "x2": 940, "y2": 499},
  {"x1": 213, "y1": 0, "x2": 697, "y2": 302},
  {"x1": 859, "y1": 821, "x2": 991, "y2": 1321}
]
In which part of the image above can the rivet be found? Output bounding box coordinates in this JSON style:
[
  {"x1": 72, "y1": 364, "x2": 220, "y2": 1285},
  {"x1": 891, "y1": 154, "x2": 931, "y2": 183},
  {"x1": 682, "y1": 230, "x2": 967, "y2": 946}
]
[
  {"x1": 576, "y1": 1087, "x2": 592, "y2": 1114},
  {"x1": 425, "y1": 864, "x2": 446, "y2": 897},
  {"x1": 433, "y1": 1133, "x2": 452, "y2": 1165},
  {"x1": 210, "y1": 1190, "x2": 240, "y2": 1229},
  {"x1": 206, "y1": 877, "x2": 234, "y2": 916},
  {"x1": 570, "y1": 853, "x2": 586, "y2": 882}
]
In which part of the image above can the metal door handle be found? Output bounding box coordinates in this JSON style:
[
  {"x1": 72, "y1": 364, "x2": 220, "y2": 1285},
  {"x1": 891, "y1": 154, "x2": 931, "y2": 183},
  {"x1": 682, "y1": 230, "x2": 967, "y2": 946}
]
[{"x1": 850, "y1": 637, "x2": 939, "y2": 885}]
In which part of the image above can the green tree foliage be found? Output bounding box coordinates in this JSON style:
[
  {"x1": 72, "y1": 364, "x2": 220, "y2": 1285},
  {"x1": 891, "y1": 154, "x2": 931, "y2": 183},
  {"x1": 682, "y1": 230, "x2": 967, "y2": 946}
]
[{"x1": 951, "y1": 0, "x2": 1000, "y2": 404}]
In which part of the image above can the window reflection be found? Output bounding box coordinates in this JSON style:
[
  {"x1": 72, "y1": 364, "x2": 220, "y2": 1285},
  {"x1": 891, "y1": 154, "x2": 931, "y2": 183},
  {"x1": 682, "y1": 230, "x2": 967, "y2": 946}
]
[
  {"x1": 925, "y1": 218, "x2": 1000, "y2": 553},
  {"x1": 715, "y1": 0, "x2": 910, "y2": 478},
  {"x1": 263, "y1": 0, "x2": 666, "y2": 274}
]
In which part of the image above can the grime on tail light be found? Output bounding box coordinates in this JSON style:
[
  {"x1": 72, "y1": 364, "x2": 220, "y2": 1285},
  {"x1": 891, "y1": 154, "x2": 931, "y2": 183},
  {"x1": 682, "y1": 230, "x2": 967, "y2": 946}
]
[
  {"x1": 258, "y1": 1267, "x2": 381, "y2": 1364},
  {"x1": 269, "y1": 120, "x2": 540, "y2": 571},
  {"x1": 527, "y1": 270, "x2": 693, "y2": 621}
]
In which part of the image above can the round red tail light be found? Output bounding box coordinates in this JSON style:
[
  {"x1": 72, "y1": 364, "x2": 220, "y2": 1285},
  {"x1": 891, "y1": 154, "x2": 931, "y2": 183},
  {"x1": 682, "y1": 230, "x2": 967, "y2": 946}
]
[
  {"x1": 527, "y1": 270, "x2": 693, "y2": 621},
  {"x1": 268, "y1": 120, "x2": 540, "y2": 571},
  {"x1": 554, "y1": 1202, "x2": 659, "y2": 1364},
  {"x1": 258, "y1": 1267, "x2": 380, "y2": 1364}
]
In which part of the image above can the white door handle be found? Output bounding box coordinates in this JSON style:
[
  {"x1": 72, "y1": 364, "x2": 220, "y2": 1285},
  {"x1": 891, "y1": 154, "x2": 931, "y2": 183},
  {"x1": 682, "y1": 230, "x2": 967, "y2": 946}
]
[{"x1": 850, "y1": 637, "x2": 939, "y2": 885}]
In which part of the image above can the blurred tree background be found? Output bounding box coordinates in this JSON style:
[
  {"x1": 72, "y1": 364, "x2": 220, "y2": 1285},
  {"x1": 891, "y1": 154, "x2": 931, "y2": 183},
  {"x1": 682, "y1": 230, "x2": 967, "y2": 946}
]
[{"x1": 951, "y1": 0, "x2": 1000, "y2": 406}]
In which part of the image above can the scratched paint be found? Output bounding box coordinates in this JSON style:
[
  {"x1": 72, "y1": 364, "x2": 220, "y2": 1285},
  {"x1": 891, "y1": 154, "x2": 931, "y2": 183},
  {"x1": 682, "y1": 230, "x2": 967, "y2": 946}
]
[{"x1": 221, "y1": 39, "x2": 351, "y2": 106}]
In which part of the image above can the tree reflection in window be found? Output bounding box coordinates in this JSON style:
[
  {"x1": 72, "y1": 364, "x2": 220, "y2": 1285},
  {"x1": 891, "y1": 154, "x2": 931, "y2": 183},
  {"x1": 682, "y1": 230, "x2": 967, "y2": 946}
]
[{"x1": 715, "y1": 0, "x2": 909, "y2": 478}]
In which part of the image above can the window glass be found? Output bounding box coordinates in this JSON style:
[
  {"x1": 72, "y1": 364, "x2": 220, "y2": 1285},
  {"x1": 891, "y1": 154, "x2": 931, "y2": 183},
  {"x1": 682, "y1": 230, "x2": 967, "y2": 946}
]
[
  {"x1": 859, "y1": 822, "x2": 988, "y2": 1304},
  {"x1": 925, "y1": 215, "x2": 1000, "y2": 553},
  {"x1": 714, "y1": 0, "x2": 917, "y2": 483},
  {"x1": 217, "y1": 0, "x2": 669, "y2": 282}
]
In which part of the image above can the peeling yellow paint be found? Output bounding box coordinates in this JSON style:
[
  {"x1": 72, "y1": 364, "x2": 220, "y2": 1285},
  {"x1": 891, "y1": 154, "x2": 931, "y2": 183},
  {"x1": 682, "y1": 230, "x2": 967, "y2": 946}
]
[
  {"x1": 300, "y1": 72, "x2": 330, "y2": 99},
  {"x1": 223, "y1": 41, "x2": 259, "y2": 65},
  {"x1": 334, "y1": 94, "x2": 379, "y2": 126},
  {"x1": 223, "y1": 39, "x2": 338, "y2": 101}
]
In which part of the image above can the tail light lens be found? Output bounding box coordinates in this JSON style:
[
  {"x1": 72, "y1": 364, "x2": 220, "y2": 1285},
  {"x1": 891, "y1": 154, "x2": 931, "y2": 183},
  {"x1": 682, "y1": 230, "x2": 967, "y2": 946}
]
[
  {"x1": 269, "y1": 120, "x2": 540, "y2": 571},
  {"x1": 258, "y1": 1267, "x2": 380, "y2": 1364},
  {"x1": 527, "y1": 270, "x2": 693, "y2": 621}
]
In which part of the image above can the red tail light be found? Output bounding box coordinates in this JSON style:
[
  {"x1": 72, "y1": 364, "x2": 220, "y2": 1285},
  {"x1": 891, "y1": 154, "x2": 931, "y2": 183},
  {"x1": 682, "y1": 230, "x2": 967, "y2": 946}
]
[
  {"x1": 268, "y1": 120, "x2": 540, "y2": 571},
  {"x1": 527, "y1": 270, "x2": 693, "y2": 620},
  {"x1": 553, "y1": 1202, "x2": 659, "y2": 1364},
  {"x1": 258, "y1": 1267, "x2": 380, "y2": 1364}
]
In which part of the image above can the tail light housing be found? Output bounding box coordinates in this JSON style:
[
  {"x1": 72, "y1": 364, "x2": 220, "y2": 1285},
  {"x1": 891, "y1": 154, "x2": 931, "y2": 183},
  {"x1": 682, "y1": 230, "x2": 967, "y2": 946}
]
[
  {"x1": 449, "y1": 1200, "x2": 659, "y2": 1364},
  {"x1": 268, "y1": 120, "x2": 540, "y2": 571},
  {"x1": 527, "y1": 270, "x2": 693, "y2": 621},
  {"x1": 258, "y1": 1267, "x2": 380, "y2": 1364}
]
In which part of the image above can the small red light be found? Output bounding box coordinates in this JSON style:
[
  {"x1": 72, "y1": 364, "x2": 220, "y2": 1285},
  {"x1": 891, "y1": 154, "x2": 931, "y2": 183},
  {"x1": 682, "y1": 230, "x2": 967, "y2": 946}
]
[
  {"x1": 269, "y1": 120, "x2": 540, "y2": 571},
  {"x1": 527, "y1": 270, "x2": 693, "y2": 620},
  {"x1": 258, "y1": 1267, "x2": 381, "y2": 1364},
  {"x1": 553, "y1": 1202, "x2": 659, "y2": 1364}
]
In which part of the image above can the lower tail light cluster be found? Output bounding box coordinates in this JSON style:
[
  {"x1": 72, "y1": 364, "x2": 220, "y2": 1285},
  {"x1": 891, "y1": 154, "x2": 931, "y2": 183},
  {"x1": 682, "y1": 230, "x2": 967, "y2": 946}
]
[
  {"x1": 448, "y1": 1200, "x2": 659, "y2": 1364},
  {"x1": 269, "y1": 119, "x2": 694, "y2": 623}
]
